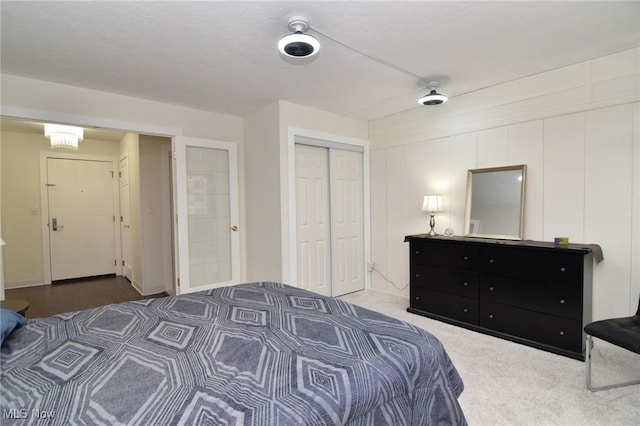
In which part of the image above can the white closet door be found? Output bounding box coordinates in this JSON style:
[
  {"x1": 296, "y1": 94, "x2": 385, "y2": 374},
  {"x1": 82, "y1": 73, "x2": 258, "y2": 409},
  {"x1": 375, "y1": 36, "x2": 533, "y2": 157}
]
[
  {"x1": 175, "y1": 136, "x2": 240, "y2": 294},
  {"x1": 295, "y1": 144, "x2": 332, "y2": 296},
  {"x1": 330, "y1": 149, "x2": 364, "y2": 296},
  {"x1": 295, "y1": 144, "x2": 364, "y2": 297}
]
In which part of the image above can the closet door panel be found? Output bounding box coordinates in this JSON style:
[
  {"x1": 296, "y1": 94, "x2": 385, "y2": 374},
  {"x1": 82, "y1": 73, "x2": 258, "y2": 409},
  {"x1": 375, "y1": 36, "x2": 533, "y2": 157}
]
[
  {"x1": 331, "y1": 149, "x2": 365, "y2": 296},
  {"x1": 295, "y1": 144, "x2": 331, "y2": 296}
]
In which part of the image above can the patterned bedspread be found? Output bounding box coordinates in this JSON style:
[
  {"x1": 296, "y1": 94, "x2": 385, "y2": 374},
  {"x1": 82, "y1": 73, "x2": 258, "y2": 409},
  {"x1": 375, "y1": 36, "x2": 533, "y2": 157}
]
[{"x1": 1, "y1": 282, "x2": 466, "y2": 425}]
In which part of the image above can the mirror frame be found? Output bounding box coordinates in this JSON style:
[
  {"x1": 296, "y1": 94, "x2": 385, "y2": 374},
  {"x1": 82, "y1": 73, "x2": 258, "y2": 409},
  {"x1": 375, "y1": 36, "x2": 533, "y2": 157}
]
[{"x1": 464, "y1": 164, "x2": 527, "y2": 240}]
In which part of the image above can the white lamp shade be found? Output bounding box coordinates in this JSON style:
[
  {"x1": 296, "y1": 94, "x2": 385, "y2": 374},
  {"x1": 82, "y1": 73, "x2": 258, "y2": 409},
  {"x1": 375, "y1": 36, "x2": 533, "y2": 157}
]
[{"x1": 422, "y1": 195, "x2": 443, "y2": 212}]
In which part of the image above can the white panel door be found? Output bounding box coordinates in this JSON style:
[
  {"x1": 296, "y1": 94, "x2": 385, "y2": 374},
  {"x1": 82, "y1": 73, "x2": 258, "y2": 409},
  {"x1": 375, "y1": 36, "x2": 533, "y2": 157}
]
[
  {"x1": 47, "y1": 158, "x2": 116, "y2": 281},
  {"x1": 175, "y1": 136, "x2": 240, "y2": 294},
  {"x1": 119, "y1": 155, "x2": 133, "y2": 282},
  {"x1": 330, "y1": 149, "x2": 364, "y2": 296},
  {"x1": 294, "y1": 144, "x2": 364, "y2": 297},
  {"x1": 295, "y1": 144, "x2": 332, "y2": 296}
]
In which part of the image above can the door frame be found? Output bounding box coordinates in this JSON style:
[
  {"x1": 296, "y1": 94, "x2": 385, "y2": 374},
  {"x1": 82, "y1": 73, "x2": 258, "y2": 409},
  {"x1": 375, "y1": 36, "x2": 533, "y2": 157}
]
[
  {"x1": 174, "y1": 136, "x2": 240, "y2": 294},
  {"x1": 284, "y1": 126, "x2": 371, "y2": 291},
  {"x1": 39, "y1": 152, "x2": 121, "y2": 284}
]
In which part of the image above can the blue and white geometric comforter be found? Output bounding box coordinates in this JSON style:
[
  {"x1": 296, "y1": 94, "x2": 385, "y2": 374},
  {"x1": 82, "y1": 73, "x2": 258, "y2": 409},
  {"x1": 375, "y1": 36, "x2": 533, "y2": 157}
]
[{"x1": 1, "y1": 282, "x2": 466, "y2": 425}]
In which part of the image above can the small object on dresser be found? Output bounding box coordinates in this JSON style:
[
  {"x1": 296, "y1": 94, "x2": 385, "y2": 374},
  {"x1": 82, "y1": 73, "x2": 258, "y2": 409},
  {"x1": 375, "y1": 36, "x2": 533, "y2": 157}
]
[
  {"x1": 554, "y1": 237, "x2": 569, "y2": 245},
  {"x1": 444, "y1": 228, "x2": 454, "y2": 236}
]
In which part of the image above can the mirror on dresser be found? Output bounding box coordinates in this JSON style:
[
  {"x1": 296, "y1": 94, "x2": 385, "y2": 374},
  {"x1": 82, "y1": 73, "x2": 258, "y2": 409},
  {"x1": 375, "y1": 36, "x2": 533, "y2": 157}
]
[{"x1": 464, "y1": 164, "x2": 526, "y2": 240}]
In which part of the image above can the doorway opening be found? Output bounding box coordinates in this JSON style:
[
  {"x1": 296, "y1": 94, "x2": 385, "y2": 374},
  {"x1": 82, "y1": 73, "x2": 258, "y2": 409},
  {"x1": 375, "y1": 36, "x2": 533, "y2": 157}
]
[{"x1": 1, "y1": 117, "x2": 175, "y2": 300}]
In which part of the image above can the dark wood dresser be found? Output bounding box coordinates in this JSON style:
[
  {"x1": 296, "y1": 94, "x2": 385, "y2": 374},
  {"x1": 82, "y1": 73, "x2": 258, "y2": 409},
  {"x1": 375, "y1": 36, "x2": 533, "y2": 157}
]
[{"x1": 404, "y1": 234, "x2": 593, "y2": 360}]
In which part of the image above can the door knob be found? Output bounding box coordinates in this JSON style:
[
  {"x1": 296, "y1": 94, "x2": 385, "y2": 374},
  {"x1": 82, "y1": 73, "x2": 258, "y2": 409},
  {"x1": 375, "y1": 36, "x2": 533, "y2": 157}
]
[{"x1": 231, "y1": 225, "x2": 238, "y2": 232}]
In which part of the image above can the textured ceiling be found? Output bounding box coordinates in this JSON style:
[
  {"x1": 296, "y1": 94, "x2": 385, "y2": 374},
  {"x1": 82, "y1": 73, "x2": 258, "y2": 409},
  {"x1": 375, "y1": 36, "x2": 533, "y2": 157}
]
[{"x1": 1, "y1": 1, "x2": 639, "y2": 121}]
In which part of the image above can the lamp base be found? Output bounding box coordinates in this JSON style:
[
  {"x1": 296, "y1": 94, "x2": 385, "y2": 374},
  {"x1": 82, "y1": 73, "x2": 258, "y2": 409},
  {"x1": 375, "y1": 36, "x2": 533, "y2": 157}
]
[{"x1": 427, "y1": 213, "x2": 437, "y2": 236}]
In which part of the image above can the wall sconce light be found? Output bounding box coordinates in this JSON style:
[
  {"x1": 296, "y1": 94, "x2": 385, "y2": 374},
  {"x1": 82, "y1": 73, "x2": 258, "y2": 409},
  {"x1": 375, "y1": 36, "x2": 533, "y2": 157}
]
[
  {"x1": 422, "y1": 194, "x2": 443, "y2": 236},
  {"x1": 44, "y1": 123, "x2": 84, "y2": 151}
]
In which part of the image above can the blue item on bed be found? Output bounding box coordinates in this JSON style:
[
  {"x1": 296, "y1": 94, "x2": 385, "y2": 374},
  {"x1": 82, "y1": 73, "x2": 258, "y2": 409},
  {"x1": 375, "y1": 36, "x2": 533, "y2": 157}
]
[
  {"x1": 0, "y1": 282, "x2": 466, "y2": 425},
  {"x1": 0, "y1": 308, "x2": 27, "y2": 345}
]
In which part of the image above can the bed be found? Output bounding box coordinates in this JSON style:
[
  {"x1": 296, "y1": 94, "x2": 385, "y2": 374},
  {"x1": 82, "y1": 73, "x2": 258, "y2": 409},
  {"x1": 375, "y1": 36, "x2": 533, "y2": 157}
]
[{"x1": 1, "y1": 282, "x2": 466, "y2": 425}]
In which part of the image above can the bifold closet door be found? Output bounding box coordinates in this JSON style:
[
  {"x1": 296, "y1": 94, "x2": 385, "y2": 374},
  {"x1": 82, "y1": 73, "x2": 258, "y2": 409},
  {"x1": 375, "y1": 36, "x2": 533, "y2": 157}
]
[
  {"x1": 329, "y1": 148, "x2": 364, "y2": 296},
  {"x1": 295, "y1": 144, "x2": 364, "y2": 297},
  {"x1": 295, "y1": 144, "x2": 332, "y2": 296}
]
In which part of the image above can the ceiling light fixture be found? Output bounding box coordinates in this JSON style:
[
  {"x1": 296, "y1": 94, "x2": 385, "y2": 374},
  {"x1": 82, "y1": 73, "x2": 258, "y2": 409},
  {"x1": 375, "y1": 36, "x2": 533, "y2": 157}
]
[
  {"x1": 278, "y1": 16, "x2": 320, "y2": 58},
  {"x1": 279, "y1": 18, "x2": 448, "y2": 106},
  {"x1": 44, "y1": 123, "x2": 84, "y2": 151},
  {"x1": 418, "y1": 81, "x2": 448, "y2": 106}
]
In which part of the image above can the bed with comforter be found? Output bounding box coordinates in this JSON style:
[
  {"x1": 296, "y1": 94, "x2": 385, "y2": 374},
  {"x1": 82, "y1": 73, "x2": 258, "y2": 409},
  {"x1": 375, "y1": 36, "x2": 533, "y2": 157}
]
[{"x1": 1, "y1": 282, "x2": 466, "y2": 425}]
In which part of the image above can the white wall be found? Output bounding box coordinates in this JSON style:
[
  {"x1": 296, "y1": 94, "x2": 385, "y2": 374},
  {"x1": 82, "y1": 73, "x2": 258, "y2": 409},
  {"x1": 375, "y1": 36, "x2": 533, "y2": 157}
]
[
  {"x1": 139, "y1": 135, "x2": 173, "y2": 295},
  {"x1": 369, "y1": 48, "x2": 640, "y2": 320},
  {"x1": 243, "y1": 102, "x2": 282, "y2": 282}
]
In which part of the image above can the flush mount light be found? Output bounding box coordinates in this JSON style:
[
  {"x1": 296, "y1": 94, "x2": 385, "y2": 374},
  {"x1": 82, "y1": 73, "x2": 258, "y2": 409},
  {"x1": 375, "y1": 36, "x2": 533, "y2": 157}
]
[
  {"x1": 278, "y1": 15, "x2": 320, "y2": 58},
  {"x1": 44, "y1": 123, "x2": 84, "y2": 151},
  {"x1": 418, "y1": 81, "x2": 448, "y2": 106}
]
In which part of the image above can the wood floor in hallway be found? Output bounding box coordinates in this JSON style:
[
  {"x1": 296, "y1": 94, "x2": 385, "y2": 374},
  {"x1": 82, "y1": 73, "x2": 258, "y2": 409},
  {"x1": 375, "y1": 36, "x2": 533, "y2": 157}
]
[{"x1": 4, "y1": 275, "x2": 166, "y2": 319}]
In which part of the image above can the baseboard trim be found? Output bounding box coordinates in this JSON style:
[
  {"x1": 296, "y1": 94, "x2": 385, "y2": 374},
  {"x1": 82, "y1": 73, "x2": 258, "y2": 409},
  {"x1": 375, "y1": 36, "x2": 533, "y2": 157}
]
[{"x1": 5, "y1": 279, "x2": 47, "y2": 289}]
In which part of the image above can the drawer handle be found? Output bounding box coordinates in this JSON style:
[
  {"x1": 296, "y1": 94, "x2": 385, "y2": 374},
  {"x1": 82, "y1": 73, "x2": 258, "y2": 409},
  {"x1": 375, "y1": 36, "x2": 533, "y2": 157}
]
[
  {"x1": 489, "y1": 314, "x2": 494, "y2": 319},
  {"x1": 559, "y1": 331, "x2": 565, "y2": 336},
  {"x1": 463, "y1": 308, "x2": 468, "y2": 313},
  {"x1": 415, "y1": 296, "x2": 420, "y2": 301},
  {"x1": 463, "y1": 282, "x2": 469, "y2": 287},
  {"x1": 463, "y1": 256, "x2": 469, "y2": 261},
  {"x1": 559, "y1": 299, "x2": 566, "y2": 304},
  {"x1": 415, "y1": 273, "x2": 420, "y2": 278},
  {"x1": 415, "y1": 251, "x2": 420, "y2": 255},
  {"x1": 489, "y1": 286, "x2": 495, "y2": 291},
  {"x1": 560, "y1": 267, "x2": 566, "y2": 272},
  {"x1": 489, "y1": 259, "x2": 495, "y2": 264}
]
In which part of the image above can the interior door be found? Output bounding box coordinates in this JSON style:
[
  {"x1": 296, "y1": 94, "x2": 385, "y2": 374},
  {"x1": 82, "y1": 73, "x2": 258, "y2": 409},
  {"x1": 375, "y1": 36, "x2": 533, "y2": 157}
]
[
  {"x1": 294, "y1": 144, "x2": 364, "y2": 297},
  {"x1": 119, "y1": 155, "x2": 133, "y2": 282},
  {"x1": 295, "y1": 144, "x2": 332, "y2": 296},
  {"x1": 47, "y1": 158, "x2": 116, "y2": 281},
  {"x1": 330, "y1": 149, "x2": 364, "y2": 296},
  {"x1": 174, "y1": 136, "x2": 240, "y2": 294}
]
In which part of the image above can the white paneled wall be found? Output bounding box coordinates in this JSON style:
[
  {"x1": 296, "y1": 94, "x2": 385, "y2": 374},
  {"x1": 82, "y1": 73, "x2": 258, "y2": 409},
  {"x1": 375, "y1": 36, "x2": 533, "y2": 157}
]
[{"x1": 370, "y1": 48, "x2": 640, "y2": 321}]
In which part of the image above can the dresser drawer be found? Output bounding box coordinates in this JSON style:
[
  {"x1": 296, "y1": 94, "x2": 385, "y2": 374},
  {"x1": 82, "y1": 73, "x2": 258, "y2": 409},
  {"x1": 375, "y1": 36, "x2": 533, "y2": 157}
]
[
  {"x1": 480, "y1": 276, "x2": 582, "y2": 320},
  {"x1": 411, "y1": 264, "x2": 479, "y2": 298},
  {"x1": 480, "y1": 301, "x2": 582, "y2": 352},
  {"x1": 411, "y1": 241, "x2": 478, "y2": 270},
  {"x1": 411, "y1": 288, "x2": 479, "y2": 325},
  {"x1": 480, "y1": 246, "x2": 583, "y2": 283}
]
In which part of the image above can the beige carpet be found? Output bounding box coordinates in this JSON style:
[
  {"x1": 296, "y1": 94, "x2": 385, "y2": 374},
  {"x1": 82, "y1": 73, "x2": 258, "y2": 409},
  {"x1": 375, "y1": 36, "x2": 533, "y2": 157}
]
[{"x1": 339, "y1": 289, "x2": 640, "y2": 426}]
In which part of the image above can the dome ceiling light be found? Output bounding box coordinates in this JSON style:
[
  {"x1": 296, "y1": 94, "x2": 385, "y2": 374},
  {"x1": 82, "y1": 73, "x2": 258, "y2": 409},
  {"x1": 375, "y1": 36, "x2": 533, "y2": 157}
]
[
  {"x1": 278, "y1": 16, "x2": 320, "y2": 58},
  {"x1": 418, "y1": 81, "x2": 448, "y2": 106}
]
